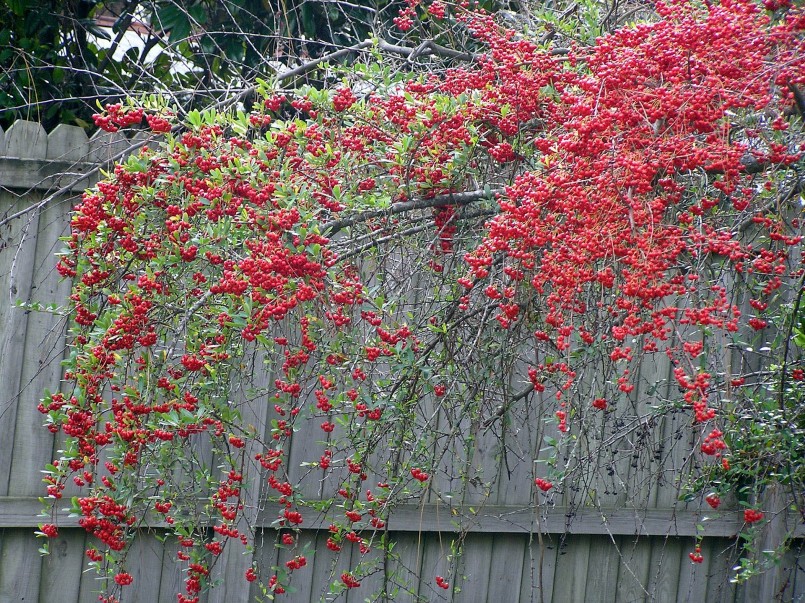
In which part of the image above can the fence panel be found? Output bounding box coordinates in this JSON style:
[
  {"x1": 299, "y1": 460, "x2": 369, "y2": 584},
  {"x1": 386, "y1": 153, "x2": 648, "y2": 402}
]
[{"x1": 0, "y1": 121, "x2": 802, "y2": 602}]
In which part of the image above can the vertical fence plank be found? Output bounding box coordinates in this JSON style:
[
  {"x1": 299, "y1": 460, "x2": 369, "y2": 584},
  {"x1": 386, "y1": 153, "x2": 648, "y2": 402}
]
[
  {"x1": 88, "y1": 129, "x2": 130, "y2": 165},
  {"x1": 46, "y1": 125, "x2": 90, "y2": 162},
  {"x1": 675, "y1": 542, "x2": 710, "y2": 603},
  {"x1": 306, "y1": 529, "x2": 354, "y2": 603},
  {"x1": 384, "y1": 531, "x2": 423, "y2": 602},
  {"x1": 741, "y1": 483, "x2": 790, "y2": 603},
  {"x1": 487, "y1": 533, "x2": 525, "y2": 602},
  {"x1": 39, "y1": 530, "x2": 86, "y2": 602},
  {"x1": 209, "y1": 347, "x2": 271, "y2": 603},
  {"x1": 125, "y1": 533, "x2": 165, "y2": 603},
  {"x1": 551, "y1": 534, "x2": 591, "y2": 602},
  {"x1": 703, "y1": 538, "x2": 738, "y2": 603},
  {"x1": 614, "y1": 536, "x2": 653, "y2": 603},
  {"x1": 774, "y1": 542, "x2": 805, "y2": 603},
  {"x1": 584, "y1": 536, "x2": 622, "y2": 602},
  {"x1": 0, "y1": 193, "x2": 40, "y2": 497},
  {"x1": 0, "y1": 528, "x2": 41, "y2": 601},
  {"x1": 8, "y1": 194, "x2": 72, "y2": 496},
  {"x1": 454, "y1": 532, "x2": 493, "y2": 602},
  {"x1": 522, "y1": 533, "x2": 559, "y2": 603},
  {"x1": 159, "y1": 537, "x2": 189, "y2": 603},
  {"x1": 4, "y1": 121, "x2": 47, "y2": 159},
  {"x1": 646, "y1": 537, "x2": 683, "y2": 602},
  {"x1": 417, "y1": 532, "x2": 453, "y2": 603}
]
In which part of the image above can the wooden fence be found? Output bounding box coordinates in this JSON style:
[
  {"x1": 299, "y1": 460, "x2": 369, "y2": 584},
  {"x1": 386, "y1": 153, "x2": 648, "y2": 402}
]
[{"x1": 0, "y1": 120, "x2": 803, "y2": 603}]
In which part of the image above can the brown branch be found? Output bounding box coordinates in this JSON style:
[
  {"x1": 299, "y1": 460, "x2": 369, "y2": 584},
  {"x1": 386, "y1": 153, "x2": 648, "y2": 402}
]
[
  {"x1": 376, "y1": 39, "x2": 478, "y2": 63},
  {"x1": 322, "y1": 188, "x2": 500, "y2": 236},
  {"x1": 333, "y1": 207, "x2": 498, "y2": 263},
  {"x1": 275, "y1": 40, "x2": 375, "y2": 83},
  {"x1": 788, "y1": 83, "x2": 805, "y2": 117},
  {"x1": 229, "y1": 36, "x2": 487, "y2": 105}
]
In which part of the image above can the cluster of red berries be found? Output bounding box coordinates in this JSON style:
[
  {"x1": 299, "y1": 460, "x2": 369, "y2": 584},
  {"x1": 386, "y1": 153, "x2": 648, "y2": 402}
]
[
  {"x1": 411, "y1": 468, "x2": 430, "y2": 482},
  {"x1": 744, "y1": 509, "x2": 764, "y2": 523},
  {"x1": 534, "y1": 478, "x2": 553, "y2": 492}
]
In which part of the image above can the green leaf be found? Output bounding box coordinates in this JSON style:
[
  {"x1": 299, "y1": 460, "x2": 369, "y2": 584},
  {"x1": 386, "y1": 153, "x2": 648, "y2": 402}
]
[
  {"x1": 157, "y1": 5, "x2": 191, "y2": 43},
  {"x1": 7, "y1": 0, "x2": 30, "y2": 17}
]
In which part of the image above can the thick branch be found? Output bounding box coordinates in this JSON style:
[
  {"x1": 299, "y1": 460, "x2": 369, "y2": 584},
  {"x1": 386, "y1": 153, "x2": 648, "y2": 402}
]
[
  {"x1": 322, "y1": 188, "x2": 500, "y2": 236},
  {"x1": 788, "y1": 83, "x2": 805, "y2": 117},
  {"x1": 238, "y1": 36, "x2": 484, "y2": 99},
  {"x1": 376, "y1": 39, "x2": 478, "y2": 63},
  {"x1": 275, "y1": 41, "x2": 375, "y2": 83}
]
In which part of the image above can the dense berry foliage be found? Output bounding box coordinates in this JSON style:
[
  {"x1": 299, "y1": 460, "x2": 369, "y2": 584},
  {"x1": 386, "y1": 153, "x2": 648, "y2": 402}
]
[{"x1": 37, "y1": 0, "x2": 804, "y2": 600}]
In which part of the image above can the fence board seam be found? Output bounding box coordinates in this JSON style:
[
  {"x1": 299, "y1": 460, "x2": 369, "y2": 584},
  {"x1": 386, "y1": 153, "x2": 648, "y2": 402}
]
[{"x1": 3, "y1": 496, "x2": 803, "y2": 539}]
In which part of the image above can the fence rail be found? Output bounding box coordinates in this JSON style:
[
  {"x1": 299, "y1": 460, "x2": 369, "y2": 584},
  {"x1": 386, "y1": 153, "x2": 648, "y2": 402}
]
[{"x1": 0, "y1": 120, "x2": 802, "y2": 603}]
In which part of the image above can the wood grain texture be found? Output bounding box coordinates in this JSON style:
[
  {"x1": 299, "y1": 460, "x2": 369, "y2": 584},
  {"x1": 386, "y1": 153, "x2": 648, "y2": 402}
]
[
  {"x1": 46, "y1": 125, "x2": 90, "y2": 161},
  {"x1": 487, "y1": 533, "x2": 525, "y2": 603},
  {"x1": 0, "y1": 192, "x2": 40, "y2": 498},
  {"x1": 521, "y1": 533, "x2": 559, "y2": 603},
  {"x1": 551, "y1": 534, "x2": 591, "y2": 602},
  {"x1": 4, "y1": 121, "x2": 47, "y2": 160},
  {"x1": 0, "y1": 529, "x2": 42, "y2": 602},
  {"x1": 39, "y1": 529, "x2": 86, "y2": 602},
  {"x1": 8, "y1": 196, "x2": 71, "y2": 496}
]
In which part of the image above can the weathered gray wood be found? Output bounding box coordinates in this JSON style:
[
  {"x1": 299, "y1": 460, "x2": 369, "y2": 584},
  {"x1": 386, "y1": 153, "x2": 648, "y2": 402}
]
[
  {"x1": 345, "y1": 536, "x2": 387, "y2": 603},
  {"x1": 8, "y1": 197, "x2": 71, "y2": 496},
  {"x1": 208, "y1": 347, "x2": 272, "y2": 603},
  {"x1": 675, "y1": 541, "x2": 709, "y2": 603},
  {"x1": 0, "y1": 193, "x2": 40, "y2": 497},
  {"x1": 487, "y1": 533, "x2": 525, "y2": 602},
  {"x1": 551, "y1": 534, "x2": 591, "y2": 602},
  {"x1": 455, "y1": 533, "x2": 494, "y2": 602},
  {"x1": 742, "y1": 483, "x2": 790, "y2": 603},
  {"x1": 78, "y1": 553, "x2": 109, "y2": 603},
  {"x1": 0, "y1": 529, "x2": 42, "y2": 601},
  {"x1": 0, "y1": 127, "x2": 6, "y2": 156},
  {"x1": 88, "y1": 129, "x2": 130, "y2": 164},
  {"x1": 614, "y1": 536, "x2": 653, "y2": 603},
  {"x1": 774, "y1": 544, "x2": 805, "y2": 603},
  {"x1": 584, "y1": 535, "x2": 622, "y2": 602},
  {"x1": 39, "y1": 529, "x2": 86, "y2": 602},
  {"x1": 4, "y1": 495, "x2": 803, "y2": 540},
  {"x1": 0, "y1": 157, "x2": 98, "y2": 191},
  {"x1": 47, "y1": 124, "x2": 90, "y2": 161},
  {"x1": 125, "y1": 533, "x2": 165, "y2": 603},
  {"x1": 286, "y1": 388, "x2": 330, "y2": 501},
  {"x1": 307, "y1": 529, "x2": 354, "y2": 603},
  {"x1": 627, "y1": 345, "x2": 670, "y2": 512},
  {"x1": 383, "y1": 531, "x2": 423, "y2": 601},
  {"x1": 495, "y1": 389, "x2": 543, "y2": 507},
  {"x1": 646, "y1": 537, "x2": 683, "y2": 602},
  {"x1": 703, "y1": 537, "x2": 738, "y2": 603},
  {"x1": 158, "y1": 537, "x2": 189, "y2": 602},
  {"x1": 416, "y1": 533, "x2": 452, "y2": 602},
  {"x1": 4, "y1": 121, "x2": 47, "y2": 159},
  {"x1": 522, "y1": 533, "x2": 559, "y2": 603}
]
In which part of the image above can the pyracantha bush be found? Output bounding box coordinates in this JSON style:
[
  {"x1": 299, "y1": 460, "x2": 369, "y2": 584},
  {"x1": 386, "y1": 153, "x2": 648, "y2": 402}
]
[{"x1": 37, "y1": 0, "x2": 804, "y2": 599}]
